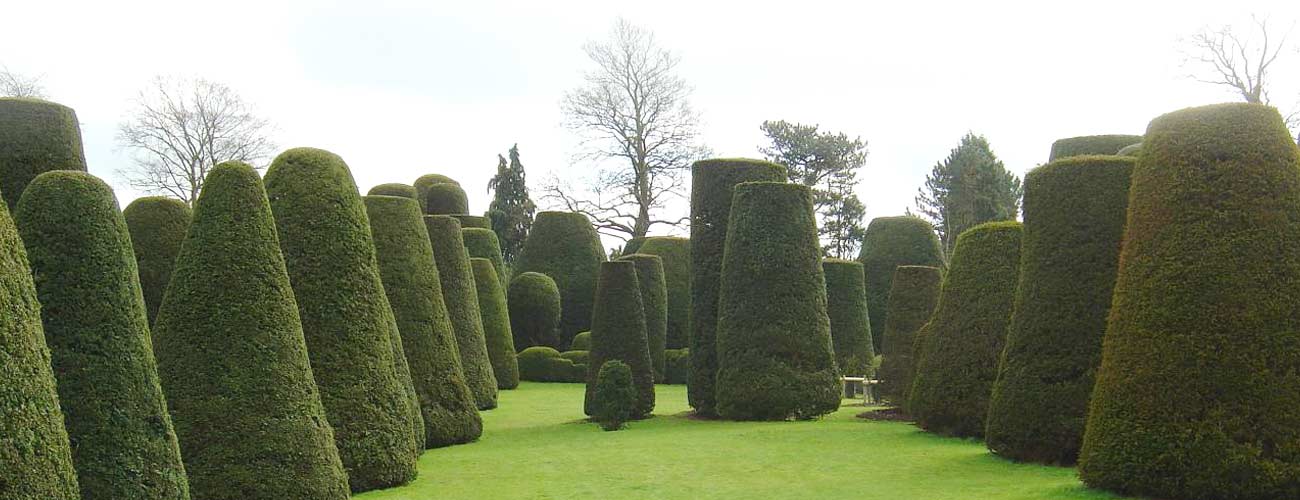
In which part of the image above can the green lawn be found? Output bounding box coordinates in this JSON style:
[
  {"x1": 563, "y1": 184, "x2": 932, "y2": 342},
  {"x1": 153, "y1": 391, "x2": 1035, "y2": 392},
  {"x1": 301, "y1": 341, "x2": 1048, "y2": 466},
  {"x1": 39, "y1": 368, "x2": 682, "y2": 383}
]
[{"x1": 358, "y1": 383, "x2": 1127, "y2": 500}]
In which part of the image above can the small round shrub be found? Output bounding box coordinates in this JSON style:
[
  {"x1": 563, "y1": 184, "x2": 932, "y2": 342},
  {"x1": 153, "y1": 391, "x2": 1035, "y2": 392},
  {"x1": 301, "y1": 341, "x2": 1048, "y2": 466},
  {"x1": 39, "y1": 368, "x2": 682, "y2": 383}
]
[
  {"x1": 424, "y1": 182, "x2": 469, "y2": 215},
  {"x1": 663, "y1": 348, "x2": 691, "y2": 385},
  {"x1": 591, "y1": 360, "x2": 637, "y2": 431},
  {"x1": 367, "y1": 183, "x2": 417, "y2": 199},
  {"x1": 858, "y1": 216, "x2": 944, "y2": 353},
  {"x1": 123, "y1": 196, "x2": 191, "y2": 326},
  {"x1": 1047, "y1": 134, "x2": 1142, "y2": 161},
  {"x1": 1116, "y1": 143, "x2": 1142, "y2": 157},
  {"x1": 463, "y1": 227, "x2": 508, "y2": 289},
  {"x1": 638, "y1": 236, "x2": 690, "y2": 349},
  {"x1": 515, "y1": 211, "x2": 606, "y2": 348},
  {"x1": 875, "y1": 265, "x2": 943, "y2": 406},
  {"x1": 452, "y1": 214, "x2": 492, "y2": 230},
  {"x1": 507, "y1": 272, "x2": 561, "y2": 349},
  {"x1": 471, "y1": 257, "x2": 519, "y2": 390},
  {"x1": 619, "y1": 253, "x2": 668, "y2": 381},
  {"x1": 425, "y1": 215, "x2": 498, "y2": 410},
  {"x1": 518, "y1": 346, "x2": 583, "y2": 382},
  {"x1": 0, "y1": 98, "x2": 87, "y2": 211},
  {"x1": 570, "y1": 331, "x2": 592, "y2": 351},
  {"x1": 822, "y1": 258, "x2": 874, "y2": 377},
  {"x1": 413, "y1": 174, "x2": 458, "y2": 213},
  {"x1": 584, "y1": 261, "x2": 655, "y2": 418}
]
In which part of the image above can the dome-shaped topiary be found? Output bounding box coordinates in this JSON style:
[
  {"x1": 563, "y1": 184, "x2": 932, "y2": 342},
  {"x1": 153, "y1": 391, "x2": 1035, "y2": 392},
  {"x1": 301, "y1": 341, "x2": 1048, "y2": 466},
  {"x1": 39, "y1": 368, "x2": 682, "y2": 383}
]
[
  {"x1": 584, "y1": 261, "x2": 655, "y2": 418},
  {"x1": 822, "y1": 258, "x2": 874, "y2": 377},
  {"x1": 0, "y1": 186, "x2": 81, "y2": 500},
  {"x1": 364, "y1": 195, "x2": 482, "y2": 448},
  {"x1": 413, "y1": 173, "x2": 459, "y2": 213},
  {"x1": 715, "y1": 182, "x2": 840, "y2": 421},
  {"x1": 463, "y1": 227, "x2": 508, "y2": 289},
  {"x1": 367, "y1": 183, "x2": 417, "y2": 199},
  {"x1": 507, "y1": 272, "x2": 561, "y2": 350},
  {"x1": 264, "y1": 147, "x2": 419, "y2": 492},
  {"x1": 908, "y1": 221, "x2": 1022, "y2": 438},
  {"x1": 425, "y1": 215, "x2": 499, "y2": 410},
  {"x1": 638, "y1": 236, "x2": 690, "y2": 349},
  {"x1": 618, "y1": 253, "x2": 668, "y2": 382},
  {"x1": 0, "y1": 98, "x2": 87, "y2": 211},
  {"x1": 471, "y1": 257, "x2": 519, "y2": 390},
  {"x1": 570, "y1": 331, "x2": 592, "y2": 351},
  {"x1": 515, "y1": 211, "x2": 606, "y2": 348},
  {"x1": 875, "y1": 265, "x2": 942, "y2": 406},
  {"x1": 985, "y1": 156, "x2": 1133, "y2": 465},
  {"x1": 16, "y1": 172, "x2": 190, "y2": 500},
  {"x1": 1047, "y1": 134, "x2": 1142, "y2": 161},
  {"x1": 425, "y1": 182, "x2": 469, "y2": 215},
  {"x1": 857, "y1": 216, "x2": 944, "y2": 353},
  {"x1": 452, "y1": 214, "x2": 492, "y2": 230},
  {"x1": 518, "y1": 346, "x2": 583, "y2": 382},
  {"x1": 1078, "y1": 103, "x2": 1300, "y2": 500},
  {"x1": 689, "y1": 158, "x2": 786, "y2": 417},
  {"x1": 123, "y1": 196, "x2": 191, "y2": 326},
  {"x1": 153, "y1": 161, "x2": 349, "y2": 500}
]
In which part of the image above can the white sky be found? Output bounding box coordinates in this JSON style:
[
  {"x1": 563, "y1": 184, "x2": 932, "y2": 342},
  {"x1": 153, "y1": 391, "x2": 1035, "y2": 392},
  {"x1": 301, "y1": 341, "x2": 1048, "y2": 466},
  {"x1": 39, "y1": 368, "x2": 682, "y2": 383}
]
[{"x1": 3, "y1": 0, "x2": 1297, "y2": 250}]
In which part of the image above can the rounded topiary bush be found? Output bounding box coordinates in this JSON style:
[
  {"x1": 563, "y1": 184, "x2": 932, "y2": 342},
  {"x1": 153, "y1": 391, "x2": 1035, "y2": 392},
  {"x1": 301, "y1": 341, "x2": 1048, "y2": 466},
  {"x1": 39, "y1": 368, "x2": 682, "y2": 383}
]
[
  {"x1": 0, "y1": 98, "x2": 87, "y2": 211},
  {"x1": 875, "y1": 265, "x2": 943, "y2": 406},
  {"x1": 264, "y1": 147, "x2": 418, "y2": 491},
  {"x1": 1047, "y1": 134, "x2": 1143, "y2": 161},
  {"x1": 367, "y1": 183, "x2": 417, "y2": 199},
  {"x1": 560, "y1": 350, "x2": 589, "y2": 366},
  {"x1": 153, "y1": 161, "x2": 349, "y2": 500},
  {"x1": 463, "y1": 227, "x2": 508, "y2": 289},
  {"x1": 413, "y1": 173, "x2": 458, "y2": 213},
  {"x1": 471, "y1": 257, "x2": 519, "y2": 390},
  {"x1": 715, "y1": 182, "x2": 840, "y2": 421},
  {"x1": 822, "y1": 258, "x2": 874, "y2": 377},
  {"x1": 663, "y1": 348, "x2": 690, "y2": 385},
  {"x1": 425, "y1": 215, "x2": 499, "y2": 410},
  {"x1": 0, "y1": 185, "x2": 81, "y2": 500},
  {"x1": 591, "y1": 360, "x2": 637, "y2": 431},
  {"x1": 517, "y1": 346, "x2": 583, "y2": 382},
  {"x1": 638, "y1": 236, "x2": 690, "y2": 349},
  {"x1": 424, "y1": 182, "x2": 469, "y2": 215},
  {"x1": 1078, "y1": 103, "x2": 1300, "y2": 500},
  {"x1": 515, "y1": 211, "x2": 606, "y2": 348},
  {"x1": 984, "y1": 156, "x2": 1133, "y2": 465},
  {"x1": 16, "y1": 172, "x2": 190, "y2": 500},
  {"x1": 570, "y1": 331, "x2": 592, "y2": 351},
  {"x1": 507, "y1": 272, "x2": 561, "y2": 350},
  {"x1": 364, "y1": 195, "x2": 482, "y2": 448},
  {"x1": 689, "y1": 158, "x2": 786, "y2": 417},
  {"x1": 858, "y1": 216, "x2": 944, "y2": 353},
  {"x1": 618, "y1": 253, "x2": 668, "y2": 381},
  {"x1": 452, "y1": 214, "x2": 491, "y2": 230},
  {"x1": 123, "y1": 196, "x2": 191, "y2": 326},
  {"x1": 908, "y1": 221, "x2": 1022, "y2": 438},
  {"x1": 584, "y1": 261, "x2": 655, "y2": 418}
]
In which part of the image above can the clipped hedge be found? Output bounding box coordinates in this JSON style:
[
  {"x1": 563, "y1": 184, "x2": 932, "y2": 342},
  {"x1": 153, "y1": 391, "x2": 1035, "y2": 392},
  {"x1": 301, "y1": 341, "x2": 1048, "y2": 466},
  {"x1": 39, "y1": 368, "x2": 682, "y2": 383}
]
[
  {"x1": 858, "y1": 216, "x2": 944, "y2": 353},
  {"x1": 1116, "y1": 143, "x2": 1142, "y2": 157},
  {"x1": 413, "y1": 173, "x2": 458, "y2": 213},
  {"x1": 570, "y1": 331, "x2": 592, "y2": 351},
  {"x1": 985, "y1": 156, "x2": 1133, "y2": 465},
  {"x1": 463, "y1": 227, "x2": 508, "y2": 289},
  {"x1": 364, "y1": 195, "x2": 482, "y2": 448},
  {"x1": 663, "y1": 348, "x2": 690, "y2": 385},
  {"x1": 452, "y1": 214, "x2": 492, "y2": 230},
  {"x1": 1078, "y1": 103, "x2": 1300, "y2": 500},
  {"x1": 822, "y1": 258, "x2": 874, "y2": 377},
  {"x1": 909, "y1": 221, "x2": 1022, "y2": 438},
  {"x1": 1047, "y1": 134, "x2": 1143, "y2": 161},
  {"x1": 0, "y1": 98, "x2": 87, "y2": 211},
  {"x1": 591, "y1": 360, "x2": 637, "y2": 431},
  {"x1": 560, "y1": 350, "x2": 589, "y2": 366},
  {"x1": 515, "y1": 211, "x2": 605, "y2": 348},
  {"x1": 875, "y1": 265, "x2": 943, "y2": 406},
  {"x1": 0, "y1": 183, "x2": 81, "y2": 500},
  {"x1": 584, "y1": 261, "x2": 655, "y2": 418},
  {"x1": 619, "y1": 253, "x2": 668, "y2": 381},
  {"x1": 638, "y1": 236, "x2": 690, "y2": 349},
  {"x1": 367, "y1": 183, "x2": 417, "y2": 199},
  {"x1": 471, "y1": 257, "x2": 519, "y2": 390},
  {"x1": 123, "y1": 196, "x2": 191, "y2": 326},
  {"x1": 715, "y1": 182, "x2": 840, "y2": 421},
  {"x1": 425, "y1": 215, "x2": 499, "y2": 410},
  {"x1": 153, "y1": 161, "x2": 349, "y2": 500},
  {"x1": 264, "y1": 147, "x2": 418, "y2": 491},
  {"x1": 689, "y1": 158, "x2": 786, "y2": 417},
  {"x1": 507, "y1": 272, "x2": 561, "y2": 349},
  {"x1": 425, "y1": 182, "x2": 469, "y2": 215},
  {"x1": 517, "y1": 347, "x2": 585, "y2": 382}
]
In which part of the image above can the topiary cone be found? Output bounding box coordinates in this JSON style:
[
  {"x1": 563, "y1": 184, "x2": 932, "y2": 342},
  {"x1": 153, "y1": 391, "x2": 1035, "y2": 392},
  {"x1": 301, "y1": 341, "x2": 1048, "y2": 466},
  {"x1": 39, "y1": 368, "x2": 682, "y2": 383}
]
[
  {"x1": 413, "y1": 173, "x2": 458, "y2": 213},
  {"x1": 452, "y1": 214, "x2": 492, "y2": 230},
  {"x1": 515, "y1": 211, "x2": 606, "y2": 348},
  {"x1": 507, "y1": 272, "x2": 561, "y2": 350},
  {"x1": 857, "y1": 216, "x2": 944, "y2": 354},
  {"x1": 470, "y1": 257, "x2": 519, "y2": 389},
  {"x1": 584, "y1": 260, "x2": 655, "y2": 418},
  {"x1": 463, "y1": 227, "x2": 508, "y2": 289},
  {"x1": 123, "y1": 196, "x2": 192, "y2": 326},
  {"x1": 1047, "y1": 135, "x2": 1143, "y2": 162},
  {"x1": 637, "y1": 236, "x2": 690, "y2": 349},
  {"x1": 426, "y1": 215, "x2": 499, "y2": 409},
  {"x1": 367, "y1": 183, "x2": 417, "y2": 199},
  {"x1": 823, "y1": 258, "x2": 874, "y2": 377},
  {"x1": 0, "y1": 98, "x2": 87, "y2": 211},
  {"x1": 618, "y1": 253, "x2": 668, "y2": 382},
  {"x1": 875, "y1": 265, "x2": 942, "y2": 406},
  {"x1": 425, "y1": 182, "x2": 469, "y2": 215}
]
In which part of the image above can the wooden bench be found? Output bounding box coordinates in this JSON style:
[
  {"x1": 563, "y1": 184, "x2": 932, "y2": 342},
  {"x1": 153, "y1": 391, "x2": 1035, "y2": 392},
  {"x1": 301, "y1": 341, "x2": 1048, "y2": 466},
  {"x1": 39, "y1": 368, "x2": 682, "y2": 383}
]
[{"x1": 841, "y1": 377, "x2": 880, "y2": 404}]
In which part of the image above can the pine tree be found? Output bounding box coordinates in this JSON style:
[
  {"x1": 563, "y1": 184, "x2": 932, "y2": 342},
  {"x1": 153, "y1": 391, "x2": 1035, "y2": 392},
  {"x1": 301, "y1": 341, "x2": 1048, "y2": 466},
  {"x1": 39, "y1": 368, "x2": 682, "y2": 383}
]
[
  {"x1": 759, "y1": 120, "x2": 869, "y2": 257},
  {"x1": 912, "y1": 133, "x2": 1023, "y2": 256},
  {"x1": 487, "y1": 144, "x2": 536, "y2": 265}
]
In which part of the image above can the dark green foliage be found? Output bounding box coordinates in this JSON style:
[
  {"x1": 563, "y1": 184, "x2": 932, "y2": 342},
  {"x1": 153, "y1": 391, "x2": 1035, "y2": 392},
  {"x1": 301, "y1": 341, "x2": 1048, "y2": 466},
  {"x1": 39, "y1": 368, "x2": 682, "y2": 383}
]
[
  {"x1": 123, "y1": 196, "x2": 191, "y2": 326},
  {"x1": 619, "y1": 253, "x2": 668, "y2": 382},
  {"x1": 517, "y1": 347, "x2": 585, "y2": 382},
  {"x1": 584, "y1": 261, "x2": 655, "y2": 418},
  {"x1": 507, "y1": 272, "x2": 561, "y2": 350},
  {"x1": 560, "y1": 350, "x2": 589, "y2": 367},
  {"x1": 452, "y1": 214, "x2": 492, "y2": 230},
  {"x1": 367, "y1": 183, "x2": 417, "y2": 199},
  {"x1": 471, "y1": 258, "x2": 519, "y2": 390},
  {"x1": 759, "y1": 120, "x2": 870, "y2": 257},
  {"x1": 875, "y1": 265, "x2": 942, "y2": 406},
  {"x1": 153, "y1": 161, "x2": 349, "y2": 500},
  {"x1": 985, "y1": 156, "x2": 1133, "y2": 465},
  {"x1": 0, "y1": 186, "x2": 80, "y2": 500},
  {"x1": 515, "y1": 211, "x2": 606, "y2": 348},
  {"x1": 570, "y1": 331, "x2": 592, "y2": 350},
  {"x1": 622, "y1": 236, "x2": 647, "y2": 254},
  {"x1": 822, "y1": 258, "x2": 873, "y2": 377},
  {"x1": 413, "y1": 174, "x2": 458, "y2": 213},
  {"x1": 0, "y1": 98, "x2": 87, "y2": 212},
  {"x1": 488, "y1": 144, "x2": 535, "y2": 265},
  {"x1": 689, "y1": 158, "x2": 786, "y2": 416},
  {"x1": 425, "y1": 215, "x2": 499, "y2": 410},
  {"x1": 913, "y1": 133, "x2": 1022, "y2": 255},
  {"x1": 1047, "y1": 134, "x2": 1142, "y2": 161},
  {"x1": 424, "y1": 182, "x2": 469, "y2": 215},
  {"x1": 1116, "y1": 143, "x2": 1142, "y2": 157},
  {"x1": 591, "y1": 360, "x2": 637, "y2": 431},
  {"x1": 363, "y1": 195, "x2": 482, "y2": 448},
  {"x1": 638, "y1": 236, "x2": 690, "y2": 349},
  {"x1": 715, "y1": 182, "x2": 840, "y2": 421},
  {"x1": 1078, "y1": 103, "x2": 1300, "y2": 500},
  {"x1": 16, "y1": 172, "x2": 189, "y2": 500},
  {"x1": 463, "y1": 227, "x2": 508, "y2": 289},
  {"x1": 264, "y1": 147, "x2": 418, "y2": 491},
  {"x1": 663, "y1": 348, "x2": 690, "y2": 385},
  {"x1": 858, "y1": 216, "x2": 944, "y2": 353},
  {"x1": 909, "y1": 222, "x2": 1022, "y2": 438}
]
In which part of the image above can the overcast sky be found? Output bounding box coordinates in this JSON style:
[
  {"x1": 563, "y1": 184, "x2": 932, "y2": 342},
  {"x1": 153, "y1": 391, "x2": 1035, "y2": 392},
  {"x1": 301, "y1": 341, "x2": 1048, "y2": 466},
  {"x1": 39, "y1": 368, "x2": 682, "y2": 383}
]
[{"x1": 4, "y1": 0, "x2": 1297, "y2": 249}]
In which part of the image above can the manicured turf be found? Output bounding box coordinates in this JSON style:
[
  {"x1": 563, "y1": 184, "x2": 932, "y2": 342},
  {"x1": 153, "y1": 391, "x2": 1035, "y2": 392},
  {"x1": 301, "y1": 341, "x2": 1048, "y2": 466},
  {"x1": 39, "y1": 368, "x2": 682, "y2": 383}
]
[{"x1": 358, "y1": 383, "x2": 1125, "y2": 500}]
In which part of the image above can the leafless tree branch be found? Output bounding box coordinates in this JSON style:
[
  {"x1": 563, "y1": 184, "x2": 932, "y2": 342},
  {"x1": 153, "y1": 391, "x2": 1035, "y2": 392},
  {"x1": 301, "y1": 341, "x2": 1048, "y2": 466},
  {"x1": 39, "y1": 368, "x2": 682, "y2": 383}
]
[
  {"x1": 1183, "y1": 15, "x2": 1299, "y2": 132},
  {"x1": 0, "y1": 65, "x2": 47, "y2": 99}
]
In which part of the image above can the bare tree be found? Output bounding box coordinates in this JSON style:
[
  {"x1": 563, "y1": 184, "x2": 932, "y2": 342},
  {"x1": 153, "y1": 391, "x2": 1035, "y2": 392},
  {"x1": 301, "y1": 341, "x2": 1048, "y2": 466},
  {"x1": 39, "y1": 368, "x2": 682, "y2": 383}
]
[
  {"x1": 548, "y1": 18, "x2": 707, "y2": 242},
  {"x1": 0, "y1": 65, "x2": 47, "y2": 98},
  {"x1": 1184, "y1": 15, "x2": 1298, "y2": 128},
  {"x1": 117, "y1": 76, "x2": 276, "y2": 205}
]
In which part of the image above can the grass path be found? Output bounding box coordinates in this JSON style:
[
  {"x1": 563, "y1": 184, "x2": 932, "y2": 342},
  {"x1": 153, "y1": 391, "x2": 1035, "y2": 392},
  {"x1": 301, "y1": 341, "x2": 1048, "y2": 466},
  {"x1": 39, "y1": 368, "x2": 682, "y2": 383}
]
[{"x1": 357, "y1": 383, "x2": 1126, "y2": 500}]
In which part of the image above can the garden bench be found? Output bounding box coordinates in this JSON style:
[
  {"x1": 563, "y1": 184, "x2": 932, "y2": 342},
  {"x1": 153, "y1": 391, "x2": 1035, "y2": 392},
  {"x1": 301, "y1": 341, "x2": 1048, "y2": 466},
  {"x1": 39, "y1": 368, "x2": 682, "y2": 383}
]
[{"x1": 842, "y1": 376, "x2": 880, "y2": 404}]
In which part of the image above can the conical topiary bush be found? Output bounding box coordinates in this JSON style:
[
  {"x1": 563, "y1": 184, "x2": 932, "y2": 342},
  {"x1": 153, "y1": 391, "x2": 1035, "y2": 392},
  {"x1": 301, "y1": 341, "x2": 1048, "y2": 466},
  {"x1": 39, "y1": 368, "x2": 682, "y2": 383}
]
[
  {"x1": 16, "y1": 172, "x2": 190, "y2": 500},
  {"x1": 618, "y1": 253, "x2": 668, "y2": 382},
  {"x1": 425, "y1": 183, "x2": 469, "y2": 215},
  {"x1": 264, "y1": 147, "x2": 418, "y2": 492},
  {"x1": 1078, "y1": 103, "x2": 1300, "y2": 500},
  {"x1": 822, "y1": 258, "x2": 873, "y2": 377},
  {"x1": 1047, "y1": 135, "x2": 1143, "y2": 161},
  {"x1": 0, "y1": 185, "x2": 81, "y2": 500},
  {"x1": 470, "y1": 257, "x2": 519, "y2": 390},
  {"x1": 515, "y1": 211, "x2": 606, "y2": 348},
  {"x1": 452, "y1": 214, "x2": 491, "y2": 230},
  {"x1": 637, "y1": 236, "x2": 690, "y2": 349},
  {"x1": 985, "y1": 155, "x2": 1133, "y2": 465},
  {"x1": 690, "y1": 158, "x2": 786, "y2": 417},
  {"x1": 123, "y1": 196, "x2": 192, "y2": 326},
  {"x1": 909, "y1": 221, "x2": 1022, "y2": 438},
  {"x1": 463, "y1": 227, "x2": 508, "y2": 289},
  {"x1": 413, "y1": 174, "x2": 458, "y2": 213},
  {"x1": 583, "y1": 260, "x2": 655, "y2": 418},
  {"x1": 507, "y1": 272, "x2": 561, "y2": 350},
  {"x1": 875, "y1": 265, "x2": 942, "y2": 406},
  {"x1": 0, "y1": 98, "x2": 87, "y2": 212},
  {"x1": 367, "y1": 183, "x2": 417, "y2": 199},
  {"x1": 364, "y1": 195, "x2": 482, "y2": 448},
  {"x1": 858, "y1": 216, "x2": 944, "y2": 353},
  {"x1": 426, "y1": 215, "x2": 499, "y2": 410},
  {"x1": 152, "y1": 161, "x2": 349, "y2": 500}
]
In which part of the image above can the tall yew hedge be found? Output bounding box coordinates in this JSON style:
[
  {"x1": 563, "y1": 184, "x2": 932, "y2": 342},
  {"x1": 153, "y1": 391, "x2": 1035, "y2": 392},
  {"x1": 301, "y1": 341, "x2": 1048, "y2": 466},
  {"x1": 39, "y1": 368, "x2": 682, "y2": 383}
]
[
  {"x1": 638, "y1": 236, "x2": 690, "y2": 349},
  {"x1": 875, "y1": 265, "x2": 942, "y2": 406},
  {"x1": 463, "y1": 227, "x2": 508, "y2": 289},
  {"x1": 426, "y1": 215, "x2": 499, "y2": 410},
  {"x1": 413, "y1": 174, "x2": 458, "y2": 213},
  {"x1": 122, "y1": 196, "x2": 191, "y2": 326},
  {"x1": 858, "y1": 216, "x2": 944, "y2": 353},
  {"x1": 618, "y1": 253, "x2": 668, "y2": 381},
  {"x1": 1047, "y1": 135, "x2": 1142, "y2": 161},
  {"x1": 367, "y1": 183, "x2": 417, "y2": 199},
  {"x1": 583, "y1": 261, "x2": 655, "y2": 418},
  {"x1": 822, "y1": 258, "x2": 874, "y2": 377},
  {"x1": 507, "y1": 272, "x2": 561, "y2": 349},
  {"x1": 471, "y1": 258, "x2": 519, "y2": 390},
  {"x1": 515, "y1": 211, "x2": 605, "y2": 348},
  {"x1": 0, "y1": 98, "x2": 87, "y2": 211}
]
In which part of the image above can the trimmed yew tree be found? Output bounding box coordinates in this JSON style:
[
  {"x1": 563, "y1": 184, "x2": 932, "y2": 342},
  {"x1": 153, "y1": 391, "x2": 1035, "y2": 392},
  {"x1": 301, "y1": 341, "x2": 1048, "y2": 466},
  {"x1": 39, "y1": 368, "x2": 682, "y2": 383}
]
[
  {"x1": 452, "y1": 214, "x2": 491, "y2": 230},
  {"x1": 123, "y1": 196, "x2": 191, "y2": 326},
  {"x1": 1047, "y1": 135, "x2": 1142, "y2": 161},
  {"x1": 0, "y1": 98, "x2": 87, "y2": 211},
  {"x1": 822, "y1": 258, "x2": 874, "y2": 377},
  {"x1": 426, "y1": 215, "x2": 499, "y2": 410},
  {"x1": 876, "y1": 265, "x2": 943, "y2": 406},
  {"x1": 413, "y1": 173, "x2": 458, "y2": 213},
  {"x1": 507, "y1": 272, "x2": 561, "y2": 349},
  {"x1": 152, "y1": 161, "x2": 349, "y2": 500},
  {"x1": 1078, "y1": 103, "x2": 1300, "y2": 500},
  {"x1": 425, "y1": 182, "x2": 469, "y2": 215},
  {"x1": 638, "y1": 236, "x2": 690, "y2": 349},
  {"x1": 858, "y1": 216, "x2": 944, "y2": 353},
  {"x1": 367, "y1": 183, "x2": 417, "y2": 199},
  {"x1": 583, "y1": 261, "x2": 655, "y2": 418},
  {"x1": 463, "y1": 227, "x2": 508, "y2": 289},
  {"x1": 471, "y1": 257, "x2": 519, "y2": 390},
  {"x1": 716, "y1": 182, "x2": 840, "y2": 421},
  {"x1": 618, "y1": 253, "x2": 668, "y2": 381},
  {"x1": 515, "y1": 211, "x2": 605, "y2": 348}
]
